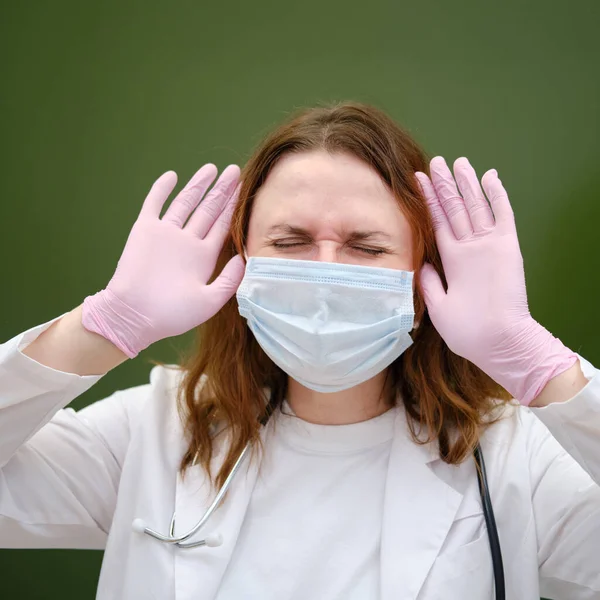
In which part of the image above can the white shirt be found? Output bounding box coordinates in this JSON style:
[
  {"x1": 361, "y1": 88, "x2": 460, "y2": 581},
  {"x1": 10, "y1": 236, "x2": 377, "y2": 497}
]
[
  {"x1": 216, "y1": 399, "x2": 397, "y2": 599},
  {"x1": 1, "y1": 313, "x2": 600, "y2": 599}
]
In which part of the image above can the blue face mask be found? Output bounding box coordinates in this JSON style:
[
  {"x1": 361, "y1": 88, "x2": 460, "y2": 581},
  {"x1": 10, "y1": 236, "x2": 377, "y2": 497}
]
[{"x1": 236, "y1": 257, "x2": 415, "y2": 393}]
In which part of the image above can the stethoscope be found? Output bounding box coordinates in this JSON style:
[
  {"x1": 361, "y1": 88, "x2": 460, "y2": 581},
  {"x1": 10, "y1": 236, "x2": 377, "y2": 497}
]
[{"x1": 132, "y1": 390, "x2": 505, "y2": 600}]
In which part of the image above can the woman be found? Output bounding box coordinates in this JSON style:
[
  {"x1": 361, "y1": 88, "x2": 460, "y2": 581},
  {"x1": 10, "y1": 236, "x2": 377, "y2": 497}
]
[{"x1": 1, "y1": 102, "x2": 598, "y2": 600}]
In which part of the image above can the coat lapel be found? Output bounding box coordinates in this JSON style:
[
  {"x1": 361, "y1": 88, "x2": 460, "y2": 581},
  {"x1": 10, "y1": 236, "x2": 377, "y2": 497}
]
[
  {"x1": 380, "y1": 408, "x2": 464, "y2": 600},
  {"x1": 173, "y1": 426, "x2": 264, "y2": 600}
]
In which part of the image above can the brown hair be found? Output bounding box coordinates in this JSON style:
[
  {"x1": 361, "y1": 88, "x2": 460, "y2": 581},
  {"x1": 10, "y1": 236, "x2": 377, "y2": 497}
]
[{"x1": 175, "y1": 101, "x2": 512, "y2": 494}]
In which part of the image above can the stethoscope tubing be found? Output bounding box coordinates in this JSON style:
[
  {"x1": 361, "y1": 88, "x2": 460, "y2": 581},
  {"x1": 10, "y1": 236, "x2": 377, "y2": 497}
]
[
  {"x1": 474, "y1": 443, "x2": 505, "y2": 600},
  {"x1": 133, "y1": 441, "x2": 253, "y2": 548}
]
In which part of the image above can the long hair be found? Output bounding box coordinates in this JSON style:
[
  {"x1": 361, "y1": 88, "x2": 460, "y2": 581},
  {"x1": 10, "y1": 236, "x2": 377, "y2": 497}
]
[{"x1": 175, "y1": 101, "x2": 512, "y2": 494}]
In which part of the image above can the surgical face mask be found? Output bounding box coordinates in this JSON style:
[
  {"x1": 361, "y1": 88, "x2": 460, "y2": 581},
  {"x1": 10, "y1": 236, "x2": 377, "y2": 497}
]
[{"x1": 236, "y1": 257, "x2": 415, "y2": 393}]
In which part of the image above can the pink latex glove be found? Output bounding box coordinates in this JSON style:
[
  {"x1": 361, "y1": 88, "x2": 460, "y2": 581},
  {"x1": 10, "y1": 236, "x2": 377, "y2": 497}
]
[
  {"x1": 82, "y1": 164, "x2": 246, "y2": 358},
  {"x1": 415, "y1": 156, "x2": 578, "y2": 406}
]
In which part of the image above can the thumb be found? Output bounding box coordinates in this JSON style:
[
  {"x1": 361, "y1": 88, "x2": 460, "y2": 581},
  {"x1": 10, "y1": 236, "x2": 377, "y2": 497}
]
[
  {"x1": 204, "y1": 255, "x2": 246, "y2": 315},
  {"x1": 419, "y1": 262, "x2": 446, "y2": 313}
]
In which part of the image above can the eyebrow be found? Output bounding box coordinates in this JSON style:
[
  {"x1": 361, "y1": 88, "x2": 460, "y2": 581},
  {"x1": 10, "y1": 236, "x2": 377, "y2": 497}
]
[{"x1": 266, "y1": 224, "x2": 392, "y2": 241}]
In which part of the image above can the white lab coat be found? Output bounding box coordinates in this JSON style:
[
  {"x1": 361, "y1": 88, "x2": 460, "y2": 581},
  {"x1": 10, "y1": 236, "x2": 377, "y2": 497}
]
[{"x1": 1, "y1": 313, "x2": 599, "y2": 600}]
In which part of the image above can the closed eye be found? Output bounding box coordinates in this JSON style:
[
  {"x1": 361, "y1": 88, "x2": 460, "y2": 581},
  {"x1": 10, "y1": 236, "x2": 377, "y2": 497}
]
[
  {"x1": 272, "y1": 241, "x2": 387, "y2": 256},
  {"x1": 354, "y1": 246, "x2": 386, "y2": 256},
  {"x1": 272, "y1": 241, "x2": 307, "y2": 249}
]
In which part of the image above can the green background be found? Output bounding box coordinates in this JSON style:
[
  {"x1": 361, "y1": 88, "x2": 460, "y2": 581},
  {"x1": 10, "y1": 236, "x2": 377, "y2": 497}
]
[{"x1": 1, "y1": 0, "x2": 599, "y2": 598}]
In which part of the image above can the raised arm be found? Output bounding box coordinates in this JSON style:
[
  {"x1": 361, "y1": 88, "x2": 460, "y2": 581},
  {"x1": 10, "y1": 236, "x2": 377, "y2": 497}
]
[{"x1": 1, "y1": 162, "x2": 246, "y2": 548}]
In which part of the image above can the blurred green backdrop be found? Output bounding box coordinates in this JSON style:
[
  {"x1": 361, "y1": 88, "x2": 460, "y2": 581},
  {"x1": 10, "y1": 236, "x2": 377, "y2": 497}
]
[{"x1": 1, "y1": 0, "x2": 599, "y2": 598}]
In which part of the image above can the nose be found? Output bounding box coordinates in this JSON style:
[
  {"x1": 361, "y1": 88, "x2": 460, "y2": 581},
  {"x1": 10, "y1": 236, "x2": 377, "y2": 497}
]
[{"x1": 315, "y1": 242, "x2": 339, "y2": 263}]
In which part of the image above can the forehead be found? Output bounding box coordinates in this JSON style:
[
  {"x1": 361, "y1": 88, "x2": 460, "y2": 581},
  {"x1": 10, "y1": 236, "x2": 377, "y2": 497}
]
[{"x1": 250, "y1": 150, "x2": 406, "y2": 231}]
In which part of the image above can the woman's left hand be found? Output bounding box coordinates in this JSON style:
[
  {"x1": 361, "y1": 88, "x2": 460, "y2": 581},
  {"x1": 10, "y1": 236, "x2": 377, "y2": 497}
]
[{"x1": 415, "y1": 156, "x2": 577, "y2": 406}]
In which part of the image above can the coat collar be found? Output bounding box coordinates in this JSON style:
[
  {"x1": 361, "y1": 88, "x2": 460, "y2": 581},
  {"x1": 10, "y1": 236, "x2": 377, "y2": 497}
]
[{"x1": 172, "y1": 404, "x2": 466, "y2": 600}]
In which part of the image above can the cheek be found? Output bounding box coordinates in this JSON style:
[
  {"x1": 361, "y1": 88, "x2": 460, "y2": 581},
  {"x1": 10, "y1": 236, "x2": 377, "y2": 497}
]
[{"x1": 378, "y1": 254, "x2": 413, "y2": 271}]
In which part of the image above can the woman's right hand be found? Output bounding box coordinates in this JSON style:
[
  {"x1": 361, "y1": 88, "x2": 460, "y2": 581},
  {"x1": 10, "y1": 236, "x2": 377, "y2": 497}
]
[{"x1": 82, "y1": 164, "x2": 246, "y2": 358}]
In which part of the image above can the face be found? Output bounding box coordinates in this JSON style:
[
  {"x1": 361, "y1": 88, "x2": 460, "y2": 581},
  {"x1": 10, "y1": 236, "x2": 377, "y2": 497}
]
[{"x1": 246, "y1": 150, "x2": 413, "y2": 270}]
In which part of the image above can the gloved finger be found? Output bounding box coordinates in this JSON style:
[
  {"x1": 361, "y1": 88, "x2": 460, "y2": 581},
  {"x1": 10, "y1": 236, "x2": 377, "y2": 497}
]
[
  {"x1": 419, "y1": 262, "x2": 446, "y2": 316},
  {"x1": 481, "y1": 169, "x2": 516, "y2": 234},
  {"x1": 204, "y1": 182, "x2": 240, "y2": 246},
  {"x1": 415, "y1": 172, "x2": 453, "y2": 244},
  {"x1": 453, "y1": 157, "x2": 495, "y2": 235},
  {"x1": 202, "y1": 254, "x2": 246, "y2": 318},
  {"x1": 162, "y1": 164, "x2": 219, "y2": 228},
  {"x1": 139, "y1": 171, "x2": 179, "y2": 219},
  {"x1": 429, "y1": 156, "x2": 474, "y2": 241},
  {"x1": 185, "y1": 165, "x2": 240, "y2": 238}
]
